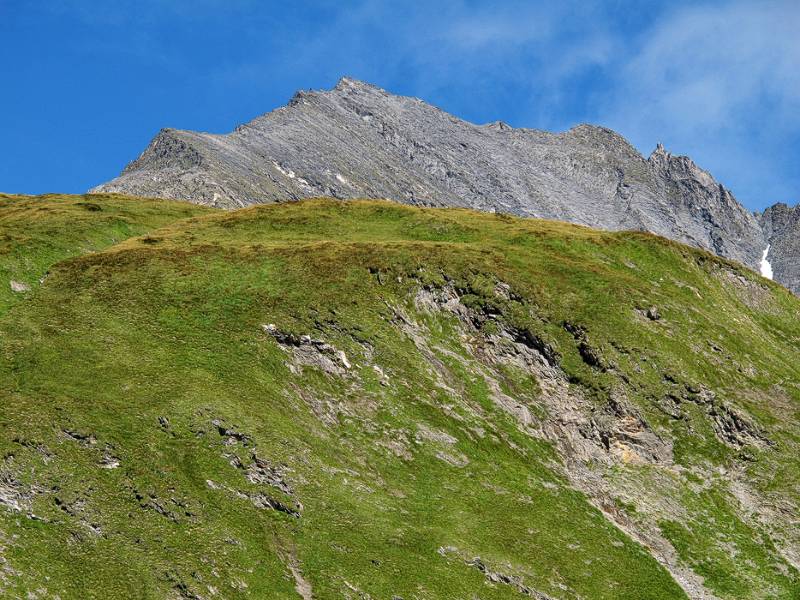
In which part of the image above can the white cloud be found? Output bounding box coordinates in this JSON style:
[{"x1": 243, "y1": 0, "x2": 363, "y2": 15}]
[
  {"x1": 597, "y1": 0, "x2": 800, "y2": 206},
  {"x1": 436, "y1": 5, "x2": 556, "y2": 50},
  {"x1": 606, "y1": 1, "x2": 800, "y2": 129}
]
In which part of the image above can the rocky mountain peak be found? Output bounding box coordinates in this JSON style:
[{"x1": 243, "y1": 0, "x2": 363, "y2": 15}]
[
  {"x1": 648, "y1": 142, "x2": 670, "y2": 163},
  {"x1": 333, "y1": 76, "x2": 384, "y2": 94},
  {"x1": 563, "y1": 124, "x2": 643, "y2": 160},
  {"x1": 92, "y1": 78, "x2": 790, "y2": 289},
  {"x1": 120, "y1": 127, "x2": 205, "y2": 176},
  {"x1": 648, "y1": 144, "x2": 731, "y2": 204},
  {"x1": 290, "y1": 77, "x2": 392, "y2": 108}
]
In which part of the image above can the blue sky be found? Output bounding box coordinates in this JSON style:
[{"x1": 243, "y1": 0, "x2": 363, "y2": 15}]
[{"x1": 1, "y1": 0, "x2": 798, "y2": 211}]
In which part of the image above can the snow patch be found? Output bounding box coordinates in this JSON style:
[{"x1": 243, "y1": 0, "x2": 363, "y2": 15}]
[
  {"x1": 272, "y1": 161, "x2": 313, "y2": 190},
  {"x1": 272, "y1": 161, "x2": 296, "y2": 179},
  {"x1": 335, "y1": 173, "x2": 349, "y2": 185},
  {"x1": 760, "y1": 245, "x2": 773, "y2": 280}
]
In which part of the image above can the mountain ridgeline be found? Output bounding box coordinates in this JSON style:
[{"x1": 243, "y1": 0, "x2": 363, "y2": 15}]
[{"x1": 93, "y1": 78, "x2": 796, "y2": 292}]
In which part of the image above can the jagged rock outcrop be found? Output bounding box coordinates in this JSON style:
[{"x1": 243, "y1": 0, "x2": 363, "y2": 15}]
[
  {"x1": 93, "y1": 77, "x2": 767, "y2": 272},
  {"x1": 758, "y1": 203, "x2": 800, "y2": 294}
]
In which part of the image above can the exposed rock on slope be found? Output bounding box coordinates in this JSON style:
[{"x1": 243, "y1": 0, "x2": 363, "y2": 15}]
[
  {"x1": 758, "y1": 203, "x2": 800, "y2": 294},
  {"x1": 2, "y1": 196, "x2": 800, "y2": 598},
  {"x1": 92, "y1": 77, "x2": 767, "y2": 273}
]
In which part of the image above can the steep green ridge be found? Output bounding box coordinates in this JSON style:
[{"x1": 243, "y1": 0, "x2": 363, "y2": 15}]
[{"x1": 0, "y1": 195, "x2": 798, "y2": 599}]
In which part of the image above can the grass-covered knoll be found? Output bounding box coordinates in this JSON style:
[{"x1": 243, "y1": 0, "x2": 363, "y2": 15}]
[
  {"x1": 0, "y1": 195, "x2": 798, "y2": 599},
  {"x1": 0, "y1": 193, "x2": 213, "y2": 316}
]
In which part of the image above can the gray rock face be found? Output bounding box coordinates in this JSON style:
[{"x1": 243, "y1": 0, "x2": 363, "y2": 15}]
[
  {"x1": 759, "y1": 204, "x2": 800, "y2": 294},
  {"x1": 93, "y1": 77, "x2": 768, "y2": 273}
]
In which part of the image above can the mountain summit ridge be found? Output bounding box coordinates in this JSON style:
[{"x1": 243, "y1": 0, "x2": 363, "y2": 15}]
[{"x1": 92, "y1": 77, "x2": 794, "y2": 290}]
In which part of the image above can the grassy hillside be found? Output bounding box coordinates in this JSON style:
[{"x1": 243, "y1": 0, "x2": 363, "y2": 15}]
[
  {"x1": 0, "y1": 194, "x2": 798, "y2": 599},
  {"x1": 0, "y1": 193, "x2": 212, "y2": 316}
]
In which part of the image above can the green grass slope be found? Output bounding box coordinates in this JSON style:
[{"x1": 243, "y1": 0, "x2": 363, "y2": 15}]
[
  {"x1": 0, "y1": 193, "x2": 212, "y2": 317},
  {"x1": 0, "y1": 195, "x2": 798, "y2": 599}
]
